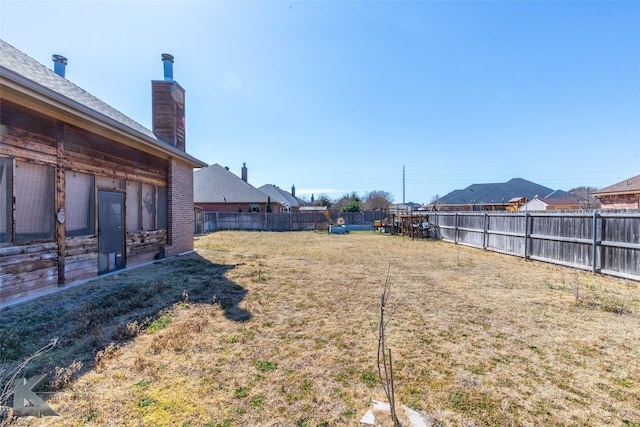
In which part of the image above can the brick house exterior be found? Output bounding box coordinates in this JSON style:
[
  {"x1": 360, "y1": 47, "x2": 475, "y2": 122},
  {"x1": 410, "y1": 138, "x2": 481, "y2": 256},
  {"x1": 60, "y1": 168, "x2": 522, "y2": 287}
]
[
  {"x1": 166, "y1": 158, "x2": 197, "y2": 257},
  {"x1": 194, "y1": 163, "x2": 284, "y2": 213},
  {"x1": 592, "y1": 174, "x2": 640, "y2": 210}
]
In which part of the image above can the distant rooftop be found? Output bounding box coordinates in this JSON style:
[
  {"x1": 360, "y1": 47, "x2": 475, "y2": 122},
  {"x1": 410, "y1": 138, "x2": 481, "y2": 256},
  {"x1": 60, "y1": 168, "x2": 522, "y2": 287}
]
[
  {"x1": 592, "y1": 174, "x2": 640, "y2": 195},
  {"x1": 435, "y1": 178, "x2": 564, "y2": 206}
]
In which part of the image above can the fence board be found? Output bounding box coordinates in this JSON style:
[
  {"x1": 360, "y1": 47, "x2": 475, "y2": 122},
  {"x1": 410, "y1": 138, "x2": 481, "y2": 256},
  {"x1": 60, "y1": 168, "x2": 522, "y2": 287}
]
[{"x1": 430, "y1": 210, "x2": 639, "y2": 282}]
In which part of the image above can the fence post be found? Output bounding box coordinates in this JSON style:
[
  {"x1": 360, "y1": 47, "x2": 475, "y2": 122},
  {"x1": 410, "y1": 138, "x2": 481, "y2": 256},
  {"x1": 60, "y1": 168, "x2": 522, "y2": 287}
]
[
  {"x1": 592, "y1": 211, "x2": 599, "y2": 273},
  {"x1": 454, "y1": 212, "x2": 459, "y2": 244},
  {"x1": 483, "y1": 212, "x2": 488, "y2": 249},
  {"x1": 524, "y1": 212, "x2": 530, "y2": 259}
]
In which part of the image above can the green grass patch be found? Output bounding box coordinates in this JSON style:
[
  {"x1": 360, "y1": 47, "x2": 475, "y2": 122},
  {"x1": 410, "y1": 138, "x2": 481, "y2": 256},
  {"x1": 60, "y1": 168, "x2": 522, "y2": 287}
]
[
  {"x1": 136, "y1": 395, "x2": 155, "y2": 408},
  {"x1": 252, "y1": 359, "x2": 278, "y2": 372},
  {"x1": 147, "y1": 313, "x2": 172, "y2": 333}
]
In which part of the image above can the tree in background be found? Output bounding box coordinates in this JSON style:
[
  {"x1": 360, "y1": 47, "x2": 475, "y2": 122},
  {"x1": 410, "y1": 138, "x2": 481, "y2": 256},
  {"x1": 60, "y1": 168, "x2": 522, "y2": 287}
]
[
  {"x1": 314, "y1": 193, "x2": 333, "y2": 209},
  {"x1": 341, "y1": 200, "x2": 361, "y2": 212},
  {"x1": 569, "y1": 186, "x2": 601, "y2": 209},
  {"x1": 266, "y1": 196, "x2": 272, "y2": 213},
  {"x1": 333, "y1": 192, "x2": 361, "y2": 213},
  {"x1": 362, "y1": 190, "x2": 393, "y2": 211}
]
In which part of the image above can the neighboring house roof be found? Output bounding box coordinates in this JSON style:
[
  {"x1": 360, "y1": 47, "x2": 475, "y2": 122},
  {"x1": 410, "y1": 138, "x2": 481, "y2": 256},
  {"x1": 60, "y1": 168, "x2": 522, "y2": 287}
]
[
  {"x1": 545, "y1": 189, "x2": 572, "y2": 198},
  {"x1": 436, "y1": 178, "x2": 559, "y2": 206},
  {"x1": 299, "y1": 206, "x2": 328, "y2": 211},
  {"x1": 257, "y1": 184, "x2": 302, "y2": 209},
  {"x1": 389, "y1": 203, "x2": 415, "y2": 211},
  {"x1": 0, "y1": 39, "x2": 206, "y2": 167},
  {"x1": 535, "y1": 197, "x2": 580, "y2": 206},
  {"x1": 194, "y1": 163, "x2": 268, "y2": 203},
  {"x1": 591, "y1": 174, "x2": 640, "y2": 196}
]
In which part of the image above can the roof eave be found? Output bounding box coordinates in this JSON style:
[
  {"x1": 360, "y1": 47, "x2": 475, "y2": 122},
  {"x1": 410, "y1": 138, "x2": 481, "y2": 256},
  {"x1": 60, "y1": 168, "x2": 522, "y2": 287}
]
[
  {"x1": 1, "y1": 67, "x2": 207, "y2": 168},
  {"x1": 592, "y1": 190, "x2": 640, "y2": 197}
]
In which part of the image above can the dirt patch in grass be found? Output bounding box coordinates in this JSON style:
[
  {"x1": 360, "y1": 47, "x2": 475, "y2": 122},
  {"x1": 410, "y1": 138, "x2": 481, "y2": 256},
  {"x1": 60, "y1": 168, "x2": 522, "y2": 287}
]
[{"x1": 2, "y1": 231, "x2": 639, "y2": 426}]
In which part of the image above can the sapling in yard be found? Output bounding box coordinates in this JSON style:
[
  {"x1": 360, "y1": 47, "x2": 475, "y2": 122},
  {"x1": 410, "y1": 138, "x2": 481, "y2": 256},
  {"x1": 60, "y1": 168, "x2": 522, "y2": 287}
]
[{"x1": 376, "y1": 266, "x2": 401, "y2": 427}]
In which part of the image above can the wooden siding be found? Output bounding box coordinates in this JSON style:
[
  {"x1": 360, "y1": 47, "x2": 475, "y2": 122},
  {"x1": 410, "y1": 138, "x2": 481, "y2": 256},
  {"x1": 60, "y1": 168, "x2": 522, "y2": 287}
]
[
  {"x1": 64, "y1": 236, "x2": 98, "y2": 283},
  {"x1": 1, "y1": 100, "x2": 172, "y2": 305},
  {"x1": 0, "y1": 242, "x2": 59, "y2": 302},
  {"x1": 64, "y1": 125, "x2": 167, "y2": 185},
  {"x1": 127, "y1": 230, "x2": 167, "y2": 265}
]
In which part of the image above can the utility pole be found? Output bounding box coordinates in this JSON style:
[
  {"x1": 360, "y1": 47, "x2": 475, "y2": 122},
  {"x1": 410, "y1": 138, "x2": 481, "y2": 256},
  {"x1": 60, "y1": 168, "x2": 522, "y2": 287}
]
[{"x1": 402, "y1": 165, "x2": 405, "y2": 204}]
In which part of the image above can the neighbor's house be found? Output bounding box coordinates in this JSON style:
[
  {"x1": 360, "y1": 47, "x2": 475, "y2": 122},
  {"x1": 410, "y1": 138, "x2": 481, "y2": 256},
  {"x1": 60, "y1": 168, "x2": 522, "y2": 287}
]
[
  {"x1": 520, "y1": 196, "x2": 581, "y2": 211},
  {"x1": 429, "y1": 178, "x2": 571, "y2": 211},
  {"x1": 257, "y1": 184, "x2": 304, "y2": 213},
  {"x1": 389, "y1": 203, "x2": 422, "y2": 214},
  {"x1": 0, "y1": 40, "x2": 206, "y2": 305},
  {"x1": 194, "y1": 163, "x2": 281, "y2": 213},
  {"x1": 591, "y1": 174, "x2": 640, "y2": 209}
]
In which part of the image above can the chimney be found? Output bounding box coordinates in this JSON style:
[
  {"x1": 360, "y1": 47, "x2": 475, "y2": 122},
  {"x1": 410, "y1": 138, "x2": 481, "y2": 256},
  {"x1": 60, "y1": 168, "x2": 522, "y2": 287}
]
[
  {"x1": 52, "y1": 54, "x2": 67, "y2": 78},
  {"x1": 241, "y1": 162, "x2": 248, "y2": 183},
  {"x1": 152, "y1": 53, "x2": 186, "y2": 151},
  {"x1": 291, "y1": 185, "x2": 296, "y2": 198}
]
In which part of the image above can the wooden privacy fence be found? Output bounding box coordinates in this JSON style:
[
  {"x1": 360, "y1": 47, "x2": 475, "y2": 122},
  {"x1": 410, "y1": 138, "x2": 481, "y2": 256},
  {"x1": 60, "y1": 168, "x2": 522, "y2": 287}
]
[
  {"x1": 430, "y1": 210, "x2": 640, "y2": 281},
  {"x1": 195, "y1": 212, "x2": 329, "y2": 233},
  {"x1": 194, "y1": 211, "x2": 387, "y2": 234}
]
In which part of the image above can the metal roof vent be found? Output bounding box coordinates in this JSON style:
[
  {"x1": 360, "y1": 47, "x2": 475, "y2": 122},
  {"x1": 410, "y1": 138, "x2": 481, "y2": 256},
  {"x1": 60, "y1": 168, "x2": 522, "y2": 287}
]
[
  {"x1": 52, "y1": 54, "x2": 67, "y2": 78},
  {"x1": 162, "y1": 53, "x2": 174, "y2": 81}
]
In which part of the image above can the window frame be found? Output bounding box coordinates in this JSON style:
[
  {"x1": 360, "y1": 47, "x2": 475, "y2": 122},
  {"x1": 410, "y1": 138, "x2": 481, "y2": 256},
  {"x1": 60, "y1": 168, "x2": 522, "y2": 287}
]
[{"x1": 0, "y1": 157, "x2": 56, "y2": 244}]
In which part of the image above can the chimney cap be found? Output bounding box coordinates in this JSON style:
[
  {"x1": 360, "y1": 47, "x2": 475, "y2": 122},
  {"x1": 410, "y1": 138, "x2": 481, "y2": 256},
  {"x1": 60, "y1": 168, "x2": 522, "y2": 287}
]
[
  {"x1": 52, "y1": 54, "x2": 67, "y2": 64},
  {"x1": 161, "y1": 53, "x2": 174, "y2": 63}
]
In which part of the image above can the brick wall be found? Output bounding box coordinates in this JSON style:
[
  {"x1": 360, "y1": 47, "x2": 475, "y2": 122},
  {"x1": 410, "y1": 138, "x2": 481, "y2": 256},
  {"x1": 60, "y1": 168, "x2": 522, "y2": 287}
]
[
  {"x1": 194, "y1": 202, "x2": 272, "y2": 213},
  {"x1": 166, "y1": 158, "x2": 194, "y2": 256},
  {"x1": 600, "y1": 194, "x2": 640, "y2": 210}
]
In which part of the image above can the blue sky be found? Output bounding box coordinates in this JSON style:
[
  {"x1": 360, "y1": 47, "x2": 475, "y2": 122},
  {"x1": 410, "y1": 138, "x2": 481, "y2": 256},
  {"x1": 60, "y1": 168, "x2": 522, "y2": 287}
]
[{"x1": 1, "y1": 0, "x2": 639, "y2": 204}]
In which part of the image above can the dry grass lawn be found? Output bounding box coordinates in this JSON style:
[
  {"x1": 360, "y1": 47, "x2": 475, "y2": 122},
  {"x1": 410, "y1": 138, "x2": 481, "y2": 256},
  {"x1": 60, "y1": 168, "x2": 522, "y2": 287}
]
[{"x1": 2, "y1": 231, "x2": 639, "y2": 426}]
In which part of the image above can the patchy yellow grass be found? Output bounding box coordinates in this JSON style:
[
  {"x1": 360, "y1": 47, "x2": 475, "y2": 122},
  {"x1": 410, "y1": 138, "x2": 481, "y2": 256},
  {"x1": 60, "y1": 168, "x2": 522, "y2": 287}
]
[{"x1": 6, "y1": 231, "x2": 640, "y2": 426}]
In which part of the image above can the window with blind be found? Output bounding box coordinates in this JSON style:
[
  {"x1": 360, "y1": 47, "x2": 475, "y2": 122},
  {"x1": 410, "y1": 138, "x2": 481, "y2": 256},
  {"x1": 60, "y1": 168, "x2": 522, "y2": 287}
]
[
  {"x1": 0, "y1": 157, "x2": 13, "y2": 243},
  {"x1": 66, "y1": 171, "x2": 95, "y2": 237},
  {"x1": 142, "y1": 183, "x2": 155, "y2": 231},
  {"x1": 126, "y1": 181, "x2": 141, "y2": 232},
  {"x1": 15, "y1": 161, "x2": 54, "y2": 242},
  {"x1": 126, "y1": 181, "x2": 166, "y2": 232}
]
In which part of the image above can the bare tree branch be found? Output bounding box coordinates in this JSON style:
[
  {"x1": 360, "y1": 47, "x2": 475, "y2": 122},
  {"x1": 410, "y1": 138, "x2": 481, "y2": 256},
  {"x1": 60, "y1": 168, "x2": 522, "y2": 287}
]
[{"x1": 1, "y1": 338, "x2": 58, "y2": 409}]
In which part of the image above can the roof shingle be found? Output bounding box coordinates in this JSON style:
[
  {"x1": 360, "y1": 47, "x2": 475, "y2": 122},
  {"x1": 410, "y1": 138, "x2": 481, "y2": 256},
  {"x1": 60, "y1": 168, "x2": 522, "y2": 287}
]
[
  {"x1": 592, "y1": 174, "x2": 640, "y2": 195},
  {"x1": 437, "y1": 178, "x2": 557, "y2": 205},
  {"x1": 194, "y1": 164, "x2": 268, "y2": 203},
  {"x1": 0, "y1": 39, "x2": 157, "y2": 140}
]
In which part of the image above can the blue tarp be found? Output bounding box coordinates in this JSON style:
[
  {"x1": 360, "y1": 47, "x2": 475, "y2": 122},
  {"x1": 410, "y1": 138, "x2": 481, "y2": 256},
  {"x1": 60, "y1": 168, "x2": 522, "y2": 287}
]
[{"x1": 329, "y1": 224, "x2": 373, "y2": 234}]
